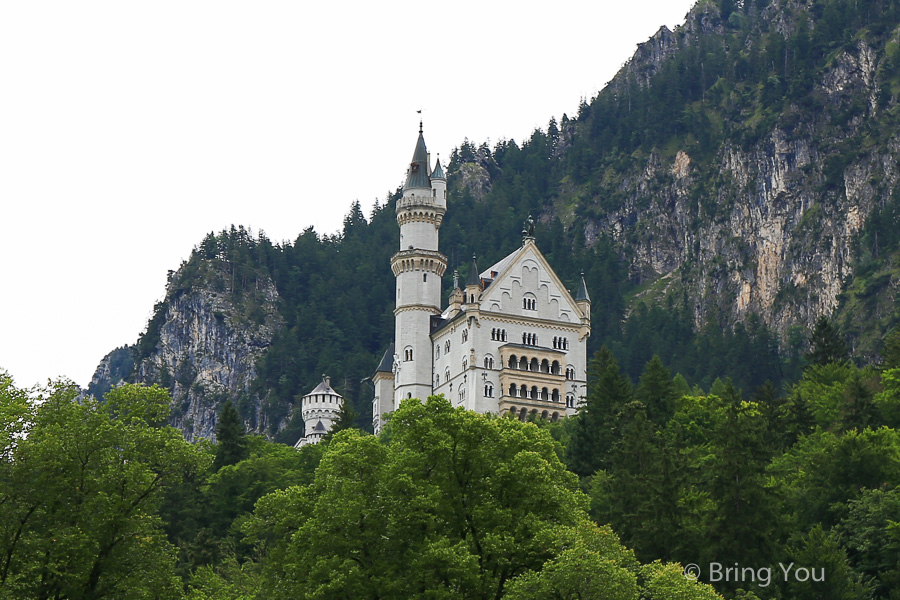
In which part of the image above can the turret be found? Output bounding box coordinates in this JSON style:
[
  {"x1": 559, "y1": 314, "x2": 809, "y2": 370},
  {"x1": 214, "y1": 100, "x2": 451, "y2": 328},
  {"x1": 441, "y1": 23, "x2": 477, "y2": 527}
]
[
  {"x1": 575, "y1": 272, "x2": 591, "y2": 325},
  {"x1": 372, "y1": 344, "x2": 395, "y2": 435},
  {"x1": 295, "y1": 375, "x2": 343, "y2": 448},
  {"x1": 465, "y1": 256, "x2": 482, "y2": 306}
]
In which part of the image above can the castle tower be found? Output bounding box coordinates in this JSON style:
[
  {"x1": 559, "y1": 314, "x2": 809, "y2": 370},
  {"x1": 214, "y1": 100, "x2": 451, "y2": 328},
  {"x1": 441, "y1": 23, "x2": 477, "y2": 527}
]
[
  {"x1": 295, "y1": 375, "x2": 342, "y2": 447},
  {"x1": 390, "y1": 123, "x2": 448, "y2": 404}
]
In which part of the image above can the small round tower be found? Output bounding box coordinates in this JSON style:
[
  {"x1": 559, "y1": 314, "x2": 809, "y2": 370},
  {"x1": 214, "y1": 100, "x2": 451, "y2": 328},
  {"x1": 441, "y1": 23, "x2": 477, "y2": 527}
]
[{"x1": 295, "y1": 375, "x2": 343, "y2": 448}]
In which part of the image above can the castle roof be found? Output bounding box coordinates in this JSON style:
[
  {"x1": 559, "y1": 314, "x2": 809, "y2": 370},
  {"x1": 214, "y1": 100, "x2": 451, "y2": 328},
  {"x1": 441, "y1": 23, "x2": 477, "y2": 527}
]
[
  {"x1": 480, "y1": 245, "x2": 525, "y2": 281},
  {"x1": 375, "y1": 343, "x2": 395, "y2": 373},
  {"x1": 306, "y1": 375, "x2": 342, "y2": 398},
  {"x1": 466, "y1": 256, "x2": 481, "y2": 287},
  {"x1": 404, "y1": 128, "x2": 431, "y2": 190},
  {"x1": 575, "y1": 272, "x2": 591, "y2": 302},
  {"x1": 431, "y1": 157, "x2": 445, "y2": 179}
]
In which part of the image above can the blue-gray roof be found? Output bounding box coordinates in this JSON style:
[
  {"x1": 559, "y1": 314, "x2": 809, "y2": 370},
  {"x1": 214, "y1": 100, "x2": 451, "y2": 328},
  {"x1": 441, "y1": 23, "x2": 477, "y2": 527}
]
[
  {"x1": 404, "y1": 131, "x2": 431, "y2": 190},
  {"x1": 575, "y1": 272, "x2": 591, "y2": 302},
  {"x1": 466, "y1": 256, "x2": 480, "y2": 287},
  {"x1": 375, "y1": 343, "x2": 395, "y2": 373},
  {"x1": 431, "y1": 157, "x2": 445, "y2": 179}
]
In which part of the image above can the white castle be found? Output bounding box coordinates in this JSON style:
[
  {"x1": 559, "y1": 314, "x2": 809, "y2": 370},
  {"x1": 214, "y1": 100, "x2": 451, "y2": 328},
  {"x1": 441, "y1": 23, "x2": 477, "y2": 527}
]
[{"x1": 370, "y1": 124, "x2": 591, "y2": 434}]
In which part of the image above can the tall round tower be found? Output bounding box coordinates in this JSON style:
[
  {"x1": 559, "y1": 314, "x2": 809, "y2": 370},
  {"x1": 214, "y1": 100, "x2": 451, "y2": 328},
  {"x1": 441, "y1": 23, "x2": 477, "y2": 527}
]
[{"x1": 391, "y1": 123, "x2": 447, "y2": 403}]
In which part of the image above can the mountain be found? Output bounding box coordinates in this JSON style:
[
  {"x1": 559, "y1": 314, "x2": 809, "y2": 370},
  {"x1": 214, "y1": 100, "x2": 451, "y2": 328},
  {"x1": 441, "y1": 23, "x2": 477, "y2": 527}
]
[{"x1": 91, "y1": 0, "x2": 900, "y2": 442}]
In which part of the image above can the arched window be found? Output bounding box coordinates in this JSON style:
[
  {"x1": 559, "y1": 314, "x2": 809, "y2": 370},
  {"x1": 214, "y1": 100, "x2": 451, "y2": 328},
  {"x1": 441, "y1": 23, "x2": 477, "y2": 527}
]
[
  {"x1": 404, "y1": 347, "x2": 413, "y2": 361},
  {"x1": 566, "y1": 366, "x2": 576, "y2": 380},
  {"x1": 435, "y1": 374, "x2": 440, "y2": 386},
  {"x1": 435, "y1": 344, "x2": 440, "y2": 358},
  {"x1": 445, "y1": 368, "x2": 450, "y2": 382},
  {"x1": 530, "y1": 357, "x2": 539, "y2": 372},
  {"x1": 445, "y1": 340, "x2": 450, "y2": 353},
  {"x1": 462, "y1": 329, "x2": 468, "y2": 342},
  {"x1": 484, "y1": 355, "x2": 494, "y2": 369},
  {"x1": 519, "y1": 356, "x2": 528, "y2": 370},
  {"x1": 552, "y1": 388, "x2": 560, "y2": 402},
  {"x1": 459, "y1": 388, "x2": 466, "y2": 403},
  {"x1": 520, "y1": 384, "x2": 528, "y2": 398},
  {"x1": 509, "y1": 383, "x2": 517, "y2": 397},
  {"x1": 508, "y1": 355, "x2": 517, "y2": 369},
  {"x1": 551, "y1": 360, "x2": 561, "y2": 375},
  {"x1": 530, "y1": 386, "x2": 539, "y2": 400},
  {"x1": 541, "y1": 359, "x2": 550, "y2": 373},
  {"x1": 566, "y1": 394, "x2": 575, "y2": 408},
  {"x1": 484, "y1": 384, "x2": 493, "y2": 398},
  {"x1": 462, "y1": 358, "x2": 468, "y2": 371},
  {"x1": 523, "y1": 294, "x2": 536, "y2": 310},
  {"x1": 541, "y1": 387, "x2": 549, "y2": 401}
]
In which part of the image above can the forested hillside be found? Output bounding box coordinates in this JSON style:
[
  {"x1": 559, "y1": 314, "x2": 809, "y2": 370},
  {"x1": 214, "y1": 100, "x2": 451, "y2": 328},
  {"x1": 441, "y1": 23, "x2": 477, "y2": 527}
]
[{"x1": 92, "y1": 0, "x2": 900, "y2": 443}]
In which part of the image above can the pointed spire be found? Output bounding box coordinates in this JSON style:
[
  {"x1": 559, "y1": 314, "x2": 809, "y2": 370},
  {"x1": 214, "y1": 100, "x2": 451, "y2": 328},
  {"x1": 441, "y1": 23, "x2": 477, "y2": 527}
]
[
  {"x1": 376, "y1": 343, "x2": 395, "y2": 373},
  {"x1": 404, "y1": 125, "x2": 431, "y2": 190},
  {"x1": 431, "y1": 155, "x2": 445, "y2": 179},
  {"x1": 467, "y1": 255, "x2": 481, "y2": 287},
  {"x1": 575, "y1": 272, "x2": 591, "y2": 302}
]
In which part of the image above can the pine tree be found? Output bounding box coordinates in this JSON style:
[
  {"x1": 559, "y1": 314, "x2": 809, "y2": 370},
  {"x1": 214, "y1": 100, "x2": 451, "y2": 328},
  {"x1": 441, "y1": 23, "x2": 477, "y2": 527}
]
[
  {"x1": 568, "y1": 347, "x2": 633, "y2": 477},
  {"x1": 806, "y1": 316, "x2": 849, "y2": 366},
  {"x1": 213, "y1": 401, "x2": 249, "y2": 471}
]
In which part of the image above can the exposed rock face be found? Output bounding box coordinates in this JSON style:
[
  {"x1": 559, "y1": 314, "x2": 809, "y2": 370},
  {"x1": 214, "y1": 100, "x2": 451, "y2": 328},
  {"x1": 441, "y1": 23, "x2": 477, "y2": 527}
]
[
  {"x1": 91, "y1": 267, "x2": 284, "y2": 442},
  {"x1": 568, "y1": 9, "x2": 900, "y2": 349}
]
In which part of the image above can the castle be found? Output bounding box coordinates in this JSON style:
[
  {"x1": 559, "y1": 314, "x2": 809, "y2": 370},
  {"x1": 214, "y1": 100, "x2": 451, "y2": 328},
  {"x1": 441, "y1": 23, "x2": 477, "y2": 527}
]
[
  {"x1": 296, "y1": 124, "x2": 591, "y2": 444},
  {"x1": 370, "y1": 124, "x2": 591, "y2": 434}
]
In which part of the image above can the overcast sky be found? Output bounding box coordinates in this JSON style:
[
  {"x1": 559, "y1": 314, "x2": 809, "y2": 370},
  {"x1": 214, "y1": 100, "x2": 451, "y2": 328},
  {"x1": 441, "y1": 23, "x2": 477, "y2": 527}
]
[{"x1": 0, "y1": 0, "x2": 697, "y2": 389}]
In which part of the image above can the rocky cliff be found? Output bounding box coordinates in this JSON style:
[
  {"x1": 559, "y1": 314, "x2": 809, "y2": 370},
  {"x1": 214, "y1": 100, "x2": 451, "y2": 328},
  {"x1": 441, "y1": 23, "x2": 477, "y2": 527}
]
[
  {"x1": 92, "y1": 242, "x2": 286, "y2": 442},
  {"x1": 455, "y1": 0, "x2": 900, "y2": 358}
]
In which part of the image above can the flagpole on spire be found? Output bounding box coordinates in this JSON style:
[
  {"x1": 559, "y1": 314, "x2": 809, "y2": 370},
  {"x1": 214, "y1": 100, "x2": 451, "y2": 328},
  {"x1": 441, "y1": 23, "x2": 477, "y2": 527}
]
[{"x1": 417, "y1": 109, "x2": 423, "y2": 133}]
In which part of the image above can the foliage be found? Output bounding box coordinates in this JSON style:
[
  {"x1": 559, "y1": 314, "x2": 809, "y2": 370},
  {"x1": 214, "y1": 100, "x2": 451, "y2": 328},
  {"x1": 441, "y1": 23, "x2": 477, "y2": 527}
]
[{"x1": 0, "y1": 377, "x2": 209, "y2": 599}]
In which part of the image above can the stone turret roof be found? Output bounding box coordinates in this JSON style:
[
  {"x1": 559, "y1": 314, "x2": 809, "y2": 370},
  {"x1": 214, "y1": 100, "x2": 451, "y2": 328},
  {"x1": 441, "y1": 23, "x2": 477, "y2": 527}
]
[
  {"x1": 404, "y1": 128, "x2": 431, "y2": 190},
  {"x1": 306, "y1": 375, "x2": 342, "y2": 398},
  {"x1": 313, "y1": 420, "x2": 326, "y2": 432},
  {"x1": 375, "y1": 343, "x2": 395, "y2": 373},
  {"x1": 466, "y1": 256, "x2": 481, "y2": 287},
  {"x1": 431, "y1": 157, "x2": 445, "y2": 179},
  {"x1": 575, "y1": 272, "x2": 591, "y2": 302}
]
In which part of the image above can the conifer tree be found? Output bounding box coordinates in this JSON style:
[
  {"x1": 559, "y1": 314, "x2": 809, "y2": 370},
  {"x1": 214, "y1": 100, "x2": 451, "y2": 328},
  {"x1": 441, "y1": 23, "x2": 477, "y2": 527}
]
[
  {"x1": 806, "y1": 316, "x2": 849, "y2": 366},
  {"x1": 213, "y1": 401, "x2": 249, "y2": 471},
  {"x1": 636, "y1": 355, "x2": 678, "y2": 426},
  {"x1": 568, "y1": 347, "x2": 632, "y2": 477}
]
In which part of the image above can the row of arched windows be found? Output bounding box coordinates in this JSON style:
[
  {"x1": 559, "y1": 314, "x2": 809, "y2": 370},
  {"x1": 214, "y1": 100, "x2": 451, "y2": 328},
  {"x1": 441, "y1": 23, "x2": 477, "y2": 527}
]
[
  {"x1": 491, "y1": 328, "x2": 507, "y2": 341},
  {"x1": 522, "y1": 332, "x2": 538, "y2": 346},
  {"x1": 552, "y1": 336, "x2": 569, "y2": 350},
  {"x1": 506, "y1": 354, "x2": 563, "y2": 375},
  {"x1": 507, "y1": 384, "x2": 562, "y2": 403},
  {"x1": 507, "y1": 407, "x2": 561, "y2": 422}
]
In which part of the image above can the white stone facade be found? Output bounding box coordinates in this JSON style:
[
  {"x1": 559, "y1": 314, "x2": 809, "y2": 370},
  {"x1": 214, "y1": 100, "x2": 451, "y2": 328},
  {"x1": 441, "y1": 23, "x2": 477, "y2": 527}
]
[
  {"x1": 373, "y1": 127, "x2": 591, "y2": 434},
  {"x1": 295, "y1": 375, "x2": 342, "y2": 447}
]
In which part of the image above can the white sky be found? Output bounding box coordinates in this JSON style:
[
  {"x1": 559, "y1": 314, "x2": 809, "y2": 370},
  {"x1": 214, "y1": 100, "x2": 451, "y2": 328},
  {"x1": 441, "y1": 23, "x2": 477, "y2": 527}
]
[{"x1": 0, "y1": 0, "x2": 697, "y2": 389}]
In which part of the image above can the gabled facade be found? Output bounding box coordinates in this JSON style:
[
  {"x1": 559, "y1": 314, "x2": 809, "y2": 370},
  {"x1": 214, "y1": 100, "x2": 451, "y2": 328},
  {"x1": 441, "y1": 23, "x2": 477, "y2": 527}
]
[{"x1": 372, "y1": 126, "x2": 590, "y2": 434}]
